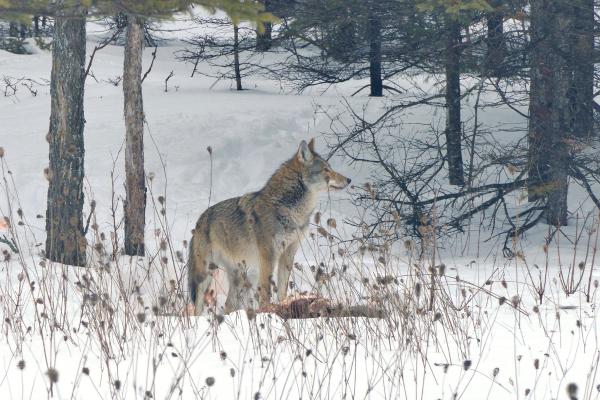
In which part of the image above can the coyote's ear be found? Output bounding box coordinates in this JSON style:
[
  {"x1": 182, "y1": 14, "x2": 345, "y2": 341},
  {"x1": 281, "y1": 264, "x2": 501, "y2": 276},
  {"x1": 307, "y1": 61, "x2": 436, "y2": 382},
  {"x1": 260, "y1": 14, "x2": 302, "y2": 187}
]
[
  {"x1": 308, "y1": 138, "x2": 316, "y2": 153},
  {"x1": 297, "y1": 140, "x2": 313, "y2": 163}
]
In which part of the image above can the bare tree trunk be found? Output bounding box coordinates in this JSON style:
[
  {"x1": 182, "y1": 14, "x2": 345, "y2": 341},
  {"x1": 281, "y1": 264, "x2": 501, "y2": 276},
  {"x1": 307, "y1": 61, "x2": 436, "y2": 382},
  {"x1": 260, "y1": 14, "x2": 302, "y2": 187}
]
[
  {"x1": 570, "y1": 0, "x2": 593, "y2": 138},
  {"x1": 33, "y1": 16, "x2": 40, "y2": 37},
  {"x1": 9, "y1": 22, "x2": 18, "y2": 37},
  {"x1": 123, "y1": 15, "x2": 146, "y2": 256},
  {"x1": 529, "y1": 0, "x2": 570, "y2": 226},
  {"x1": 45, "y1": 13, "x2": 87, "y2": 266},
  {"x1": 368, "y1": 11, "x2": 383, "y2": 97},
  {"x1": 256, "y1": 0, "x2": 272, "y2": 51},
  {"x1": 445, "y1": 16, "x2": 464, "y2": 186},
  {"x1": 485, "y1": 0, "x2": 506, "y2": 76},
  {"x1": 234, "y1": 23, "x2": 243, "y2": 91}
]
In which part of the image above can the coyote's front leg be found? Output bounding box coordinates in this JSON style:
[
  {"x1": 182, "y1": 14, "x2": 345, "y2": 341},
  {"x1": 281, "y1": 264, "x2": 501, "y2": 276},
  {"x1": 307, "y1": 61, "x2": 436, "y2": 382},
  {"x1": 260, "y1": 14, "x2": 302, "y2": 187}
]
[
  {"x1": 277, "y1": 242, "x2": 299, "y2": 302},
  {"x1": 257, "y1": 246, "x2": 277, "y2": 308}
]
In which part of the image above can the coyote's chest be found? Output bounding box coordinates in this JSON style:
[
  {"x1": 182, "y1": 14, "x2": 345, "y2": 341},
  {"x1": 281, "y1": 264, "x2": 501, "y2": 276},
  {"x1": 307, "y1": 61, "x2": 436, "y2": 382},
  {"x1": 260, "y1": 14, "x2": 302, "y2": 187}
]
[{"x1": 273, "y1": 192, "x2": 315, "y2": 247}]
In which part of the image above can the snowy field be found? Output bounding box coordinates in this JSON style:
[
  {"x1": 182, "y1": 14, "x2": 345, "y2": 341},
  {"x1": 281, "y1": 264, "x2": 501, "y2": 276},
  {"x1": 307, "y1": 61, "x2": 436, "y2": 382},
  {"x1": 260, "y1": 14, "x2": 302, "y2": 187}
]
[{"x1": 0, "y1": 15, "x2": 599, "y2": 400}]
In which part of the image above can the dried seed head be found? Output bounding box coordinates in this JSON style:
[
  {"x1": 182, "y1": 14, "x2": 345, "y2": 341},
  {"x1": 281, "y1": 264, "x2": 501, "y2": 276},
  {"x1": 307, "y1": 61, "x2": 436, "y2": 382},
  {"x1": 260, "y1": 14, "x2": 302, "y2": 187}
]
[
  {"x1": 136, "y1": 312, "x2": 146, "y2": 323},
  {"x1": 566, "y1": 383, "x2": 578, "y2": 400},
  {"x1": 317, "y1": 226, "x2": 329, "y2": 239},
  {"x1": 158, "y1": 195, "x2": 165, "y2": 205},
  {"x1": 463, "y1": 360, "x2": 472, "y2": 371},
  {"x1": 82, "y1": 367, "x2": 90, "y2": 375},
  {"x1": 46, "y1": 368, "x2": 59, "y2": 383},
  {"x1": 17, "y1": 360, "x2": 25, "y2": 370},
  {"x1": 438, "y1": 264, "x2": 446, "y2": 276},
  {"x1": 492, "y1": 367, "x2": 499, "y2": 378},
  {"x1": 314, "y1": 212, "x2": 321, "y2": 225},
  {"x1": 327, "y1": 218, "x2": 337, "y2": 229},
  {"x1": 0, "y1": 147, "x2": 5, "y2": 158},
  {"x1": 206, "y1": 377, "x2": 215, "y2": 387},
  {"x1": 534, "y1": 359, "x2": 539, "y2": 369},
  {"x1": 511, "y1": 295, "x2": 520, "y2": 307}
]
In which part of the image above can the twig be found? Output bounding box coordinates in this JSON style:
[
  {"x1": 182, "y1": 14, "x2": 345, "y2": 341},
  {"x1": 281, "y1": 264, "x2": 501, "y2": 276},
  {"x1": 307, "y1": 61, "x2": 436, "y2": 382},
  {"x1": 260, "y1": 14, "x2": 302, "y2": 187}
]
[
  {"x1": 141, "y1": 46, "x2": 157, "y2": 83},
  {"x1": 164, "y1": 70, "x2": 174, "y2": 92},
  {"x1": 85, "y1": 29, "x2": 122, "y2": 80}
]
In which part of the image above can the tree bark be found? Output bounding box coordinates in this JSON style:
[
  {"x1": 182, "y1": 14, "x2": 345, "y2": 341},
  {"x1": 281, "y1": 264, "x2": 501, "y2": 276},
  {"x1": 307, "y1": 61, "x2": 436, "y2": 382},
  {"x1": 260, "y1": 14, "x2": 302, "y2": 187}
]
[
  {"x1": 123, "y1": 15, "x2": 147, "y2": 256},
  {"x1": 9, "y1": 22, "x2": 18, "y2": 37},
  {"x1": 33, "y1": 16, "x2": 40, "y2": 36},
  {"x1": 570, "y1": 0, "x2": 593, "y2": 138},
  {"x1": 444, "y1": 16, "x2": 464, "y2": 186},
  {"x1": 45, "y1": 13, "x2": 87, "y2": 266},
  {"x1": 256, "y1": 0, "x2": 272, "y2": 51},
  {"x1": 485, "y1": 1, "x2": 506, "y2": 76},
  {"x1": 528, "y1": 0, "x2": 570, "y2": 226},
  {"x1": 368, "y1": 11, "x2": 383, "y2": 97},
  {"x1": 234, "y1": 23, "x2": 243, "y2": 90}
]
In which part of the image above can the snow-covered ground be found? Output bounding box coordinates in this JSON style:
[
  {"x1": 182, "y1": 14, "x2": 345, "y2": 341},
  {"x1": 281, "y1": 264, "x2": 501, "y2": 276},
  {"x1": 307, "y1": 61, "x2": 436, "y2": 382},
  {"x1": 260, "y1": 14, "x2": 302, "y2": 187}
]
[{"x1": 0, "y1": 15, "x2": 599, "y2": 400}]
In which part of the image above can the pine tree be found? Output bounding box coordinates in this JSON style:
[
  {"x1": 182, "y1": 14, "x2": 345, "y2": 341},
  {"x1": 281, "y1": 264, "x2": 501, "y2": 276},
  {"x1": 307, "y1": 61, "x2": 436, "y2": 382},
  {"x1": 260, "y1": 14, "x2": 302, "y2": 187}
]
[
  {"x1": 45, "y1": 1, "x2": 87, "y2": 266},
  {"x1": 123, "y1": 14, "x2": 146, "y2": 256}
]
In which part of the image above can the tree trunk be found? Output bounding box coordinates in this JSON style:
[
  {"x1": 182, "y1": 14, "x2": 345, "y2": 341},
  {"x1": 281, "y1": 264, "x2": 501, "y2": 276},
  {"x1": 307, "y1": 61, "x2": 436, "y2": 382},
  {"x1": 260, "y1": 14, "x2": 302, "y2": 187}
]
[
  {"x1": 444, "y1": 16, "x2": 465, "y2": 186},
  {"x1": 9, "y1": 22, "x2": 18, "y2": 37},
  {"x1": 19, "y1": 23, "x2": 27, "y2": 38},
  {"x1": 123, "y1": 15, "x2": 147, "y2": 256},
  {"x1": 528, "y1": 0, "x2": 570, "y2": 226},
  {"x1": 368, "y1": 12, "x2": 383, "y2": 97},
  {"x1": 234, "y1": 24, "x2": 243, "y2": 91},
  {"x1": 570, "y1": 0, "x2": 593, "y2": 138},
  {"x1": 485, "y1": 1, "x2": 506, "y2": 76},
  {"x1": 256, "y1": 0, "x2": 272, "y2": 51},
  {"x1": 33, "y1": 16, "x2": 40, "y2": 37},
  {"x1": 45, "y1": 13, "x2": 87, "y2": 267}
]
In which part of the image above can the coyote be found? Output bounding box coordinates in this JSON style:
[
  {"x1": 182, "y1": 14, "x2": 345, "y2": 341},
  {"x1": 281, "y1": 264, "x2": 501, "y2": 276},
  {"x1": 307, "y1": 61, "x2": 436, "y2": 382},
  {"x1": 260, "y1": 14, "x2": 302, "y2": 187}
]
[{"x1": 188, "y1": 139, "x2": 351, "y2": 315}]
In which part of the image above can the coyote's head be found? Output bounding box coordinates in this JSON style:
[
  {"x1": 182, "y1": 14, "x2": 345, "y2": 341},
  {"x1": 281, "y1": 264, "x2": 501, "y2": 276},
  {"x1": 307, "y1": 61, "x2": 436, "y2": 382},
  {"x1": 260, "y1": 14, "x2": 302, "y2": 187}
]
[{"x1": 295, "y1": 138, "x2": 351, "y2": 191}]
